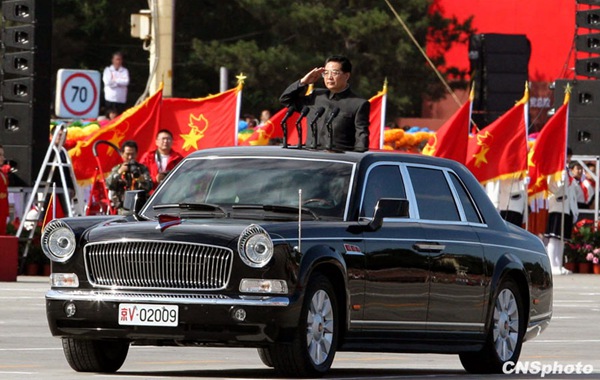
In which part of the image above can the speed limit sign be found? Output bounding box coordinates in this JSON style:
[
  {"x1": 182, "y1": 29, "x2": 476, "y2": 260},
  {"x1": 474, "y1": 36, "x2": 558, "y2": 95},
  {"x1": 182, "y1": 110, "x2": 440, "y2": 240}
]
[{"x1": 55, "y1": 69, "x2": 101, "y2": 119}]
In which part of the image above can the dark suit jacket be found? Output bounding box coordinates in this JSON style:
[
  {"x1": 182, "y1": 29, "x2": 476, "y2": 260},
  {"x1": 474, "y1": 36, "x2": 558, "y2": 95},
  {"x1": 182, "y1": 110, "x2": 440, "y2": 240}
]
[{"x1": 280, "y1": 81, "x2": 370, "y2": 152}]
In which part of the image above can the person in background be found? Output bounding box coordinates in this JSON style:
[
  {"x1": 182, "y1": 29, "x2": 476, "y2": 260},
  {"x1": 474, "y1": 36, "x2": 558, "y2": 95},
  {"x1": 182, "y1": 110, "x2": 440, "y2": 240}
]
[
  {"x1": 140, "y1": 130, "x2": 183, "y2": 189},
  {"x1": 106, "y1": 140, "x2": 152, "y2": 212},
  {"x1": 485, "y1": 178, "x2": 527, "y2": 227},
  {"x1": 258, "y1": 109, "x2": 271, "y2": 127},
  {"x1": 103, "y1": 52, "x2": 130, "y2": 115},
  {"x1": 570, "y1": 161, "x2": 594, "y2": 209},
  {"x1": 546, "y1": 149, "x2": 579, "y2": 275},
  {"x1": 0, "y1": 145, "x2": 9, "y2": 235}
]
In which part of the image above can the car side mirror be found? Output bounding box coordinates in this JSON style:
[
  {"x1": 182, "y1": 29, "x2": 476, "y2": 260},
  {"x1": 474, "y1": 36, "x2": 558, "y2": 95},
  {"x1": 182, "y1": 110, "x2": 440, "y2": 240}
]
[
  {"x1": 123, "y1": 190, "x2": 147, "y2": 216},
  {"x1": 368, "y1": 198, "x2": 410, "y2": 232}
]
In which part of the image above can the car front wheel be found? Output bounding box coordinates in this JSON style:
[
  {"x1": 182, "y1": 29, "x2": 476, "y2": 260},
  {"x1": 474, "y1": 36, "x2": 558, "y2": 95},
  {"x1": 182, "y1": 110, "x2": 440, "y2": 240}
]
[
  {"x1": 459, "y1": 278, "x2": 524, "y2": 374},
  {"x1": 270, "y1": 273, "x2": 339, "y2": 377},
  {"x1": 62, "y1": 338, "x2": 129, "y2": 373}
]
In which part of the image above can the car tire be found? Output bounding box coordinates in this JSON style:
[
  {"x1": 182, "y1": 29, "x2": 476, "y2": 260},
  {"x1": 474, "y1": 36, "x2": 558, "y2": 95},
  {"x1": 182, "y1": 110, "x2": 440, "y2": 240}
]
[
  {"x1": 62, "y1": 338, "x2": 129, "y2": 373},
  {"x1": 459, "y1": 278, "x2": 524, "y2": 374},
  {"x1": 270, "y1": 273, "x2": 339, "y2": 377},
  {"x1": 257, "y1": 347, "x2": 274, "y2": 368}
]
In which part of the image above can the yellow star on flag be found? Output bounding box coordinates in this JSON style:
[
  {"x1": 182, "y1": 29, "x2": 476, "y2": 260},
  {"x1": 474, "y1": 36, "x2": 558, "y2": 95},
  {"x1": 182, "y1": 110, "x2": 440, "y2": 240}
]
[
  {"x1": 472, "y1": 146, "x2": 489, "y2": 168},
  {"x1": 180, "y1": 114, "x2": 209, "y2": 151}
]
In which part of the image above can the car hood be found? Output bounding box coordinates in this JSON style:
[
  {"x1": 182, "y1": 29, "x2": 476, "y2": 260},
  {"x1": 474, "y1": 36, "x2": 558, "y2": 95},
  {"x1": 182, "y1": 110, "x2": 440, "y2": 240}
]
[{"x1": 83, "y1": 218, "x2": 268, "y2": 247}]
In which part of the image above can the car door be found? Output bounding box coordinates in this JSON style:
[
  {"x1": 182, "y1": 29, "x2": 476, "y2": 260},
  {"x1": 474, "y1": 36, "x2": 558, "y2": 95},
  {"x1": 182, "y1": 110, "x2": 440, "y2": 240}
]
[
  {"x1": 358, "y1": 163, "x2": 430, "y2": 331},
  {"x1": 405, "y1": 165, "x2": 486, "y2": 333}
]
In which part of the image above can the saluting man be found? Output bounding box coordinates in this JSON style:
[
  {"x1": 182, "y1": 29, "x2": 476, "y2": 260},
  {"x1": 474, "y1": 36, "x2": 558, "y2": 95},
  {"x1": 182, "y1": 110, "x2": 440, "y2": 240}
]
[{"x1": 280, "y1": 55, "x2": 370, "y2": 152}]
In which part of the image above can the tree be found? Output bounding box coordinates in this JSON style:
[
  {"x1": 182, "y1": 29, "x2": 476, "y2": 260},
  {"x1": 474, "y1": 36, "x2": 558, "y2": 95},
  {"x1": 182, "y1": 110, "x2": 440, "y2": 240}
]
[{"x1": 177, "y1": 0, "x2": 474, "y2": 119}]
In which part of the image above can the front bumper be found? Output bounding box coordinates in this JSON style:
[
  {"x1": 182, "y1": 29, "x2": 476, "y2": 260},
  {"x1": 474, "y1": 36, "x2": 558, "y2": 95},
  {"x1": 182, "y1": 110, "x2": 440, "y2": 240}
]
[{"x1": 46, "y1": 289, "x2": 298, "y2": 345}]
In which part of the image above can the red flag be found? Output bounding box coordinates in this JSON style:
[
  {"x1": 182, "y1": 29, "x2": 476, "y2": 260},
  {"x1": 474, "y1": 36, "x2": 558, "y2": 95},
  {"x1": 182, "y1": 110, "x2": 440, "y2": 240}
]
[
  {"x1": 422, "y1": 98, "x2": 471, "y2": 164},
  {"x1": 161, "y1": 85, "x2": 241, "y2": 155},
  {"x1": 465, "y1": 88, "x2": 528, "y2": 183},
  {"x1": 42, "y1": 193, "x2": 65, "y2": 229},
  {"x1": 368, "y1": 82, "x2": 387, "y2": 150},
  {"x1": 528, "y1": 92, "x2": 569, "y2": 198},
  {"x1": 68, "y1": 86, "x2": 163, "y2": 185}
]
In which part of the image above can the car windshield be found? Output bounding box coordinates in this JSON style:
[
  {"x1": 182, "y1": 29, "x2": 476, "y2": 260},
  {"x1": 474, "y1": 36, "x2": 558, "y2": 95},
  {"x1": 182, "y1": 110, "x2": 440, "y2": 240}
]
[{"x1": 142, "y1": 157, "x2": 354, "y2": 220}]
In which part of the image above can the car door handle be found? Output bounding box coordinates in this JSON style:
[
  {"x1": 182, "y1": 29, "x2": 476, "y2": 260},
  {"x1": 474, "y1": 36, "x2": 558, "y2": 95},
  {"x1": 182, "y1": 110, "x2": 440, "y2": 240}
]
[{"x1": 413, "y1": 243, "x2": 445, "y2": 252}]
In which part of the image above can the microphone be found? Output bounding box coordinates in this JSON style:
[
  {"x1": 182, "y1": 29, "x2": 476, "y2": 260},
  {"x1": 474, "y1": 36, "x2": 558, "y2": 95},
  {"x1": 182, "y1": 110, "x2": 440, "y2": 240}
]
[
  {"x1": 280, "y1": 106, "x2": 295, "y2": 148},
  {"x1": 325, "y1": 107, "x2": 340, "y2": 150},
  {"x1": 295, "y1": 106, "x2": 310, "y2": 149},
  {"x1": 309, "y1": 107, "x2": 326, "y2": 149}
]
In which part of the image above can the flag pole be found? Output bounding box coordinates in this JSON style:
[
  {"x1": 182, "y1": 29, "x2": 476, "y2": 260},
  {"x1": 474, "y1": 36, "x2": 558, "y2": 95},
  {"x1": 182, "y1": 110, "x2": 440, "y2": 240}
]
[
  {"x1": 560, "y1": 85, "x2": 571, "y2": 255},
  {"x1": 379, "y1": 79, "x2": 388, "y2": 149},
  {"x1": 524, "y1": 82, "x2": 530, "y2": 231},
  {"x1": 234, "y1": 73, "x2": 246, "y2": 147}
]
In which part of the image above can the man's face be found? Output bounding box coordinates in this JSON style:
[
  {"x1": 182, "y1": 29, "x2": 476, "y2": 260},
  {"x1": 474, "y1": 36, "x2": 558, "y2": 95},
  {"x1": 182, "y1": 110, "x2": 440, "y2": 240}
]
[
  {"x1": 121, "y1": 146, "x2": 137, "y2": 162},
  {"x1": 156, "y1": 132, "x2": 173, "y2": 153},
  {"x1": 571, "y1": 165, "x2": 583, "y2": 179},
  {"x1": 112, "y1": 55, "x2": 123, "y2": 69},
  {"x1": 322, "y1": 61, "x2": 350, "y2": 93}
]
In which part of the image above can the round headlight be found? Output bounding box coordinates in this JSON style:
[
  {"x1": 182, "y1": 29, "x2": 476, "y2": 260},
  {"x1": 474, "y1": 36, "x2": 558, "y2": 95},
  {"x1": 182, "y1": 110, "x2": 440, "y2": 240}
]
[
  {"x1": 238, "y1": 224, "x2": 273, "y2": 268},
  {"x1": 41, "y1": 220, "x2": 76, "y2": 262}
]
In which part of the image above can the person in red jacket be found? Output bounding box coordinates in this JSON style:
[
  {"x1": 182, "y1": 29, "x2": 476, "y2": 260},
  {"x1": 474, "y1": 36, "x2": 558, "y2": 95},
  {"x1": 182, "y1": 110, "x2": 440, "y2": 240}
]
[
  {"x1": 0, "y1": 145, "x2": 9, "y2": 235},
  {"x1": 139, "y1": 129, "x2": 183, "y2": 189}
]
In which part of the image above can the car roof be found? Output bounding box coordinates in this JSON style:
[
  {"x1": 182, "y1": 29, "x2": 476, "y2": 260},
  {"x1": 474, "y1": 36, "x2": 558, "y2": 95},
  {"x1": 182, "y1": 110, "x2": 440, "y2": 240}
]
[{"x1": 187, "y1": 146, "x2": 462, "y2": 169}]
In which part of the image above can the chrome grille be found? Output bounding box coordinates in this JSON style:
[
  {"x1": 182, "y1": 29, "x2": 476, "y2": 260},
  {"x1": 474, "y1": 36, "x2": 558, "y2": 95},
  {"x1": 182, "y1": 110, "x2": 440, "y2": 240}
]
[{"x1": 84, "y1": 240, "x2": 233, "y2": 290}]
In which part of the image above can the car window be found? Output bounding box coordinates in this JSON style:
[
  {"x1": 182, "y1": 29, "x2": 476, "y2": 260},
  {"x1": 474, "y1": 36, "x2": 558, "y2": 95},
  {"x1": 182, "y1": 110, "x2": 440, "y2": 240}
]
[
  {"x1": 449, "y1": 173, "x2": 482, "y2": 223},
  {"x1": 361, "y1": 165, "x2": 406, "y2": 217},
  {"x1": 143, "y1": 158, "x2": 353, "y2": 220},
  {"x1": 407, "y1": 167, "x2": 460, "y2": 222}
]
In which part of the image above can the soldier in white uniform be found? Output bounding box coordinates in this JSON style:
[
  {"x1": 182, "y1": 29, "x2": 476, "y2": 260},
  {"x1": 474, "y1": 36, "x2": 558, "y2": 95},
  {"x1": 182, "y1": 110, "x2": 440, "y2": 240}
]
[
  {"x1": 485, "y1": 178, "x2": 527, "y2": 227},
  {"x1": 545, "y1": 168, "x2": 581, "y2": 275}
]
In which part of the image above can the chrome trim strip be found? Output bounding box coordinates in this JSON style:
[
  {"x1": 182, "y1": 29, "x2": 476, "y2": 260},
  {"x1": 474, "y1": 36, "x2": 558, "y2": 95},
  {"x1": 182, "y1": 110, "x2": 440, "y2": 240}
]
[
  {"x1": 272, "y1": 237, "x2": 543, "y2": 256},
  {"x1": 351, "y1": 320, "x2": 484, "y2": 328},
  {"x1": 46, "y1": 290, "x2": 290, "y2": 307},
  {"x1": 529, "y1": 311, "x2": 552, "y2": 322},
  {"x1": 83, "y1": 239, "x2": 233, "y2": 291}
]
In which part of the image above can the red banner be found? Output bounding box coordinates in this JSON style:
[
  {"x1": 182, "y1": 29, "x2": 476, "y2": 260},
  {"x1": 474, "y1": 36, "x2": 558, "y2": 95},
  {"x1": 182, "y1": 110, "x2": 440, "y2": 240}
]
[
  {"x1": 161, "y1": 85, "x2": 241, "y2": 155},
  {"x1": 422, "y1": 99, "x2": 471, "y2": 164},
  {"x1": 68, "y1": 86, "x2": 163, "y2": 185}
]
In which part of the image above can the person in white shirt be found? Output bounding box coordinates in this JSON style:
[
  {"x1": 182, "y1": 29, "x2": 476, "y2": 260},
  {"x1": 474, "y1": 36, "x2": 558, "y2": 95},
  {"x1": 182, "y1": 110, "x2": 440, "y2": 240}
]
[
  {"x1": 103, "y1": 52, "x2": 129, "y2": 115},
  {"x1": 485, "y1": 178, "x2": 527, "y2": 227},
  {"x1": 546, "y1": 165, "x2": 580, "y2": 276}
]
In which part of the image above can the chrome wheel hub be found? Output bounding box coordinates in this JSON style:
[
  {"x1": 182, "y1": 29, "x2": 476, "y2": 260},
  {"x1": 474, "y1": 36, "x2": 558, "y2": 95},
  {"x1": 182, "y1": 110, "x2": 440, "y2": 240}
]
[
  {"x1": 306, "y1": 289, "x2": 334, "y2": 366},
  {"x1": 493, "y1": 288, "x2": 519, "y2": 361}
]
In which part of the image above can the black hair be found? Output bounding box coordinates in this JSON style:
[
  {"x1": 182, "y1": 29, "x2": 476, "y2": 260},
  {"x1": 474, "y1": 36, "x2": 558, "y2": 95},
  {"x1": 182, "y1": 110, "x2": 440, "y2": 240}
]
[
  {"x1": 569, "y1": 161, "x2": 582, "y2": 169},
  {"x1": 122, "y1": 140, "x2": 138, "y2": 152},
  {"x1": 325, "y1": 55, "x2": 352, "y2": 73},
  {"x1": 567, "y1": 147, "x2": 573, "y2": 156},
  {"x1": 156, "y1": 129, "x2": 173, "y2": 138}
]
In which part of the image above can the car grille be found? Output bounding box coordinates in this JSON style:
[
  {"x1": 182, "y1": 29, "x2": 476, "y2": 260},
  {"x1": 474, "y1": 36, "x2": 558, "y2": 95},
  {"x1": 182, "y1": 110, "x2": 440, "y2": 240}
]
[{"x1": 84, "y1": 240, "x2": 233, "y2": 290}]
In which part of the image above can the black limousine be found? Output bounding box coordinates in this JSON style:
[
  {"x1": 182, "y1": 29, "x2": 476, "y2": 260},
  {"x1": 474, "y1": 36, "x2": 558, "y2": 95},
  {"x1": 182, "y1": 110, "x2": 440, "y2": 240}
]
[{"x1": 43, "y1": 147, "x2": 552, "y2": 376}]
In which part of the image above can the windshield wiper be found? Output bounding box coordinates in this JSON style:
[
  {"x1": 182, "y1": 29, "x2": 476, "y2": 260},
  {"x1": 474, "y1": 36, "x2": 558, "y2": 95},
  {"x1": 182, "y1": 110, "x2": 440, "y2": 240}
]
[
  {"x1": 232, "y1": 204, "x2": 318, "y2": 220},
  {"x1": 153, "y1": 203, "x2": 227, "y2": 216}
]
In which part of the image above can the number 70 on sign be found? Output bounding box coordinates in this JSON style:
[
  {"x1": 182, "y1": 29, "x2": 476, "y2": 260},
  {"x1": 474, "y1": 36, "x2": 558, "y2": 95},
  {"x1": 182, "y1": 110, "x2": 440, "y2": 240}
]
[{"x1": 55, "y1": 69, "x2": 101, "y2": 119}]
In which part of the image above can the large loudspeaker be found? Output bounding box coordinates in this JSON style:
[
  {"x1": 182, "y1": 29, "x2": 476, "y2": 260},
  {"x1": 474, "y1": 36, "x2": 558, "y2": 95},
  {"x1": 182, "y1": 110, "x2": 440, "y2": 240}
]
[
  {"x1": 469, "y1": 34, "x2": 531, "y2": 128},
  {"x1": 0, "y1": 0, "x2": 52, "y2": 186},
  {"x1": 553, "y1": 79, "x2": 600, "y2": 155}
]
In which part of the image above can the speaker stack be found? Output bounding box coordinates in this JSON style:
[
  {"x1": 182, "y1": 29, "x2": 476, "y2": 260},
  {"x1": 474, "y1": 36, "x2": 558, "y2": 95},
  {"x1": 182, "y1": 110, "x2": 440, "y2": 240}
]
[
  {"x1": 469, "y1": 33, "x2": 531, "y2": 128},
  {"x1": 553, "y1": 0, "x2": 600, "y2": 156},
  {"x1": 0, "y1": 0, "x2": 52, "y2": 186}
]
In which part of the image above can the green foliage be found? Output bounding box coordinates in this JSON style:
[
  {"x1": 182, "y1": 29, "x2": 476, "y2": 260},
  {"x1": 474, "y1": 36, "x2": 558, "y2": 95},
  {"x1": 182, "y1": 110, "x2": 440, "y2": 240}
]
[
  {"x1": 178, "y1": 0, "x2": 474, "y2": 118},
  {"x1": 51, "y1": 0, "x2": 474, "y2": 118}
]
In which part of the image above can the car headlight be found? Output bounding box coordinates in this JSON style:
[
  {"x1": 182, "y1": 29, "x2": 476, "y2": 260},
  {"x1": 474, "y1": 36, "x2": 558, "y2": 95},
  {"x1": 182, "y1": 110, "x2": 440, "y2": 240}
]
[
  {"x1": 41, "y1": 220, "x2": 76, "y2": 262},
  {"x1": 238, "y1": 224, "x2": 273, "y2": 268}
]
